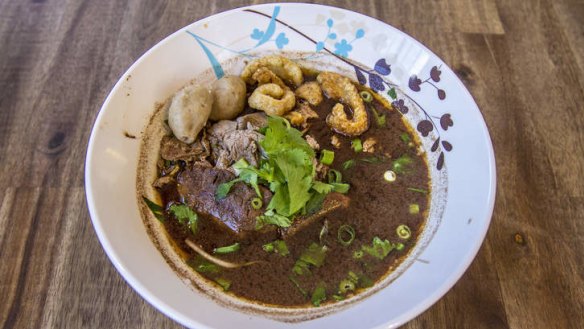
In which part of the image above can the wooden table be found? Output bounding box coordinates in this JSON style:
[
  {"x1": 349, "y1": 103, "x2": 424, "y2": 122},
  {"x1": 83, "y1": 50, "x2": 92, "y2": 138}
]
[{"x1": 1, "y1": 0, "x2": 583, "y2": 328}]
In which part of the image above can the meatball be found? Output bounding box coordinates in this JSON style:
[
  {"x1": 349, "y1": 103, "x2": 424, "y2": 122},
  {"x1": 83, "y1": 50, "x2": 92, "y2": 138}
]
[
  {"x1": 209, "y1": 76, "x2": 246, "y2": 121},
  {"x1": 168, "y1": 84, "x2": 213, "y2": 144}
]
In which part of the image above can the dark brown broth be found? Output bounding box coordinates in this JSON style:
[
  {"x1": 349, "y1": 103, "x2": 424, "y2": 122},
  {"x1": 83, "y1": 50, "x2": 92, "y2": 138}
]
[{"x1": 157, "y1": 81, "x2": 430, "y2": 307}]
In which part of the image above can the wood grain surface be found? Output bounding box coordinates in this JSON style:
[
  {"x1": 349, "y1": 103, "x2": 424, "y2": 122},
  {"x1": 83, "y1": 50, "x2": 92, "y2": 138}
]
[{"x1": 1, "y1": 0, "x2": 583, "y2": 328}]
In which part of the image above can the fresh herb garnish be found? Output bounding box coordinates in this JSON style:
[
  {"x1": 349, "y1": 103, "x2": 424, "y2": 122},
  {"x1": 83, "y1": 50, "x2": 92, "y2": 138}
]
[
  {"x1": 256, "y1": 210, "x2": 293, "y2": 229},
  {"x1": 187, "y1": 257, "x2": 221, "y2": 274},
  {"x1": 400, "y1": 133, "x2": 411, "y2": 143},
  {"x1": 370, "y1": 105, "x2": 386, "y2": 127},
  {"x1": 214, "y1": 278, "x2": 231, "y2": 291},
  {"x1": 360, "y1": 156, "x2": 387, "y2": 164},
  {"x1": 337, "y1": 225, "x2": 356, "y2": 246},
  {"x1": 351, "y1": 139, "x2": 363, "y2": 153},
  {"x1": 319, "y1": 149, "x2": 335, "y2": 165},
  {"x1": 216, "y1": 178, "x2": 242, "y2": 200},
  {"x1": 142, "y1": 196, "x2": 165, "y2": 222},
  {"x1": 342, "y1": 159, "x2": 356, "y2": 170},
  {"x1": 392, "y1": 155, "x2": 413, "y2": 174},
  {"x1": 293, "y1": 242, "x2": 328, "y2": 275},
  {"x1": 289, "y1": 276, "x2": 307, "y2": 297},
  {"x1": 396, "y1": 224, "x2": 412, "y2": 240},
  {"x1": 262, "y1": 240, "x2": 289, "y2": 256},
  {"x1": 311, "y1": 282, "x2": 327, "y2": 307},
  {"x1": 217, "y1": 116, "x2": 351, "y2": 229},
  {"x1": 407, "y1": 187, "x2": 428, "y2": 194},
  {"x1": 361, "y1": 236, "x2": 394, "y2": 260},
  {"x1": 213, "y1": 242, "x2": 240, "y2": 254},
  {"x1": 169, "y1": 204, "x2": 198, "y2": 234}
]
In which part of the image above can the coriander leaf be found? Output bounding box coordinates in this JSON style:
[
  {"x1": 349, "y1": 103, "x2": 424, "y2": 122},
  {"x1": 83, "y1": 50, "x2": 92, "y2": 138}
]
[
  {"x1": 330, "y1": 183, "x2": 350, "y2": 194},
  {"x1": 256, "y1": 210, "x2": 293, "y2": 229},
  {"x1": 260, "y1": 116, "x2": 315, "y2": 159},
  {"x1": 312, "y1": 181, "x2": 334, "y2": 194},
  {"x1": 274, "y1": 149, "x2": 314, "y2": 215},
  {"x1": 216, "y1": 178, "x2": 242, "y2": 199},
  {"x1": 293, "y1": 242, "x2": 328, "y2": 275},
  {"x1": 311, "y1": 282, "x2": 327, "y2": 307},
  {"x1": 169, "y1": 204, "x2": 198, "y2": 234},
  {"x1": 362, "y1": 236, "x2": 394, "y2": 260},
  {"x1": 233, "y1": 159, "x2": 262, "y2": 197},
  {"x1": 304, "y1": 192, "x2": 326, "y2": 215}
]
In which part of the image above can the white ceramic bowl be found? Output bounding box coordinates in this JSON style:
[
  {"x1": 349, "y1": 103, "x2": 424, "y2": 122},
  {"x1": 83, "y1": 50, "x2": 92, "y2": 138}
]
[{"x1": 85, "y1": 3, "x2": 496, "y2": 328}]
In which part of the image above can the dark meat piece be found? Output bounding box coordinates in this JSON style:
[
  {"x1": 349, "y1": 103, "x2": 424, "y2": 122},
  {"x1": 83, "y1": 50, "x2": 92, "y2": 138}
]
[
  {"x1": 177, "y1": 164, "x2": 272, "y2": 237},
  {"x1": 283, "y1": 192, "x2": 350, "y2": 238},
  {"x1": 236, "y1": 112, "x2": 268, "y2": 130},
  {"x1": 160, "y1": 135, "x2": 209, "y2": 162}
]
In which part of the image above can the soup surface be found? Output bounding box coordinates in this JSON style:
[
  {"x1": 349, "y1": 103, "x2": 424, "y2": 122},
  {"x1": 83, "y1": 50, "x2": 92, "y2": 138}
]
[{"x1": 144, "y1": 56, "x2": 430, "y2": 307}]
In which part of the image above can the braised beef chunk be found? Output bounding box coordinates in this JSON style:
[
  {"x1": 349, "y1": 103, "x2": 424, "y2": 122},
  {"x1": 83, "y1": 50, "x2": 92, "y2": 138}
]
[
  {"x1": 283, "y1": 192, "x2": 350, "y2": 238},
  {"x1": 176, "y1": 164, "x2": 272, "y2": 236},
  {"x1": 160, "y1": 135, "x2": 209, "y2": 162}
]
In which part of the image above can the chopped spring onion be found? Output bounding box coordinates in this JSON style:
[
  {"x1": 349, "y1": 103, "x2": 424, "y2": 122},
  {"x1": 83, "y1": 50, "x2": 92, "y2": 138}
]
[
  {"x1": 289, "y1": 276, "x2": 307, "y2": 297},
  {"x1": 338, "y1": 279, "x2": 356, "y2": 294},
  {"x1": 383, "y1": 170, "x2": 396, "y2": 182},
  {"x1": 407, "y1": 187, "x2": 428, "y2": 194},
  {"x1": 360, "y1": 91, "x2": 373, "y2": 103},
  {"x1": 337, "y1": 225, "x2": 356, "y2": 246},
  {"x1": 251, "y1": 197, "x2": 263, "y2": 210},
  {"x1": 142, "y1": 196, "x2": 165, "y2": 222},
  {"x1": 327, "y1": 169, "x2": 342, "y2": 184},
  {"x1": 400, "y1": 133, "x2": 411, "y2": 143},
  {"x1": 332, "y1": 294, "x2": 345, "y2": 301},
  {"x1": 409, "y1": 203, "x2": 420, "y2": 215},
  {"x1": 351, "y1": 139, "x2": 363, "y2": 153},
  {"x1": 370, "y1": 106, "x2": 386, "y2": 127},
  {"x1": 342, "y1": 159, "x2": 356, "y2": 170},
  {"x1": 320, "y1": 149, "x2": 335, "y2": 165},
  {"x1": 311, "y1": 282, "x2": 327, "y2": 307},
  {"x1": 187, "y1": 257, "x2": 220, "y2": 274},
  {"x1": 263, "y1": 240, "x2": 289, "y2": 256},
  {"x1": 348, "y1": 271, "x2": 359, "y2": 284},
  {"x1": 213, "y1": 242, "x2": 241, "y2": 254},
  {"x1": 392, "y1": 155, "x2": 413, "y2": 174},
  {"x1": 186, "y1": 240, "x2": 264, "y2": 269},
  {"x1": 396, "y1": 224, "x2": 412, "y2": 240},
  {"x1": 353, "y1": 250, "x2": 364, "y2": 259},
  {"x1": 214, "y1": 278, "x2": 231, "y2": 291},
  {"x1": 395, "y1": 242, "x2": 405, "y2": 251}
]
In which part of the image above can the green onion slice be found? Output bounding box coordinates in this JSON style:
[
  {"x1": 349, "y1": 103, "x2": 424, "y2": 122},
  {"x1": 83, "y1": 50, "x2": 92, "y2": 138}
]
[
  {"x1": 360, "y1": 91, "x2": 373, "y2": 103},
  {"x1": 251, "y1": 197, "x2": 263, "y2": 210},
  {"x1": 338, "y1": 279, "x2": 356, "y2": 294},
  {"x1": 351, "y1": 139, "x2": 363, "y2": 153},
  {"x1": 213, "y1": 242, "x2": 241, "y2": 254},
  {"x1": 337, "y1": 224, "x2": 356, "y2": 246},
  {"x1": 320, "y1": 149, "x2": 335, "y2": 165},
  {"x1": 396, "y1": 224, "x2": 411, "y2": 240},
  {"x1": 342, "y1": 159, "x2": 356, "y2": 170},
  {"x1": 327, "y1": 169, "x2": 343, "y2": 184},
  {"x1": 409, "y1": 203, "x2": 420, "y2": 214}
]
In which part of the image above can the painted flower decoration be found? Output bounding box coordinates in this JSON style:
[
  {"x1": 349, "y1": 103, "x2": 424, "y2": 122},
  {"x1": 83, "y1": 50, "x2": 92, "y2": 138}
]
[{"x1": 334, "y1": 39, "x2": 353, "y2": 57}]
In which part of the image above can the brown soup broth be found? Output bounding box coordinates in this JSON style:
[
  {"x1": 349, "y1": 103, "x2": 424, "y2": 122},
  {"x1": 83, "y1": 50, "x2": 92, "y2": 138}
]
[{"x1": 156, "y1": 76, "x2": 430, "y2": 307}]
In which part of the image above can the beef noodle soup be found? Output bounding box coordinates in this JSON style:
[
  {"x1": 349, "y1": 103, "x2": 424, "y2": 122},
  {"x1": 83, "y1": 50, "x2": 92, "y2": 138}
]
[{"x1": 139, "y1": 55, "x2": 430, "y2": 308}]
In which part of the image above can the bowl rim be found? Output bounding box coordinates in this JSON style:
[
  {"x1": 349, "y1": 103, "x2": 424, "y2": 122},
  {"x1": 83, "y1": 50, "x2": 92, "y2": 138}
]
[{"x1": 85, "y1": 3, "x2": 497, "y2": 328}]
